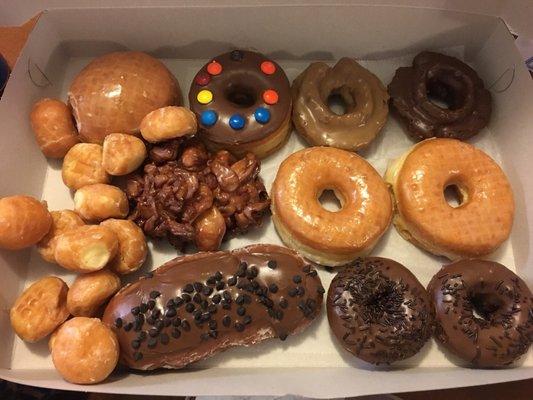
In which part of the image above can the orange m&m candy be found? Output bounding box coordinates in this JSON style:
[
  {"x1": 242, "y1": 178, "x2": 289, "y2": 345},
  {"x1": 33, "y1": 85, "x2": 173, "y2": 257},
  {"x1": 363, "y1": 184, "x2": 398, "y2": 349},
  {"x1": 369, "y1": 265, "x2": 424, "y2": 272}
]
[
  {"x1": 207, "y1": 61, "x2": 223, "y2": 76},
  {"x1": 263, "y1": 89, "x2": 278, "y2": 105},
  {"x1": 260, "y1": 61, "x2": 276, "y2": 75}
]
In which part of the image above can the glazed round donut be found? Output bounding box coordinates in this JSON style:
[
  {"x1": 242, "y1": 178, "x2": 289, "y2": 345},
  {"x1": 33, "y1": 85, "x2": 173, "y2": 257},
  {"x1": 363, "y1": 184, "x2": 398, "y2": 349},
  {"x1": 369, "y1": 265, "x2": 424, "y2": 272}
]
[
  {"x1": 328, "y1": 257, "x2": 434, "y2": 364},
  {"x1": 385, "y1": 138, "x2": 514, "y2": 260},
  {"x1": 271, "y1": 147, "x2": 392, "y2": 266},
  {"x1": 291, "y1": 58, "x2": 389, "y2": 151},
  {"x1": 189, "y1": 50, "x2": 291, "y2": 159},
  {"x1": 388, "y1": 51, "x2": 491, "y2": 141},
  {"x1": 428, "y1": 259, "x2": 532, "y2": 367}
]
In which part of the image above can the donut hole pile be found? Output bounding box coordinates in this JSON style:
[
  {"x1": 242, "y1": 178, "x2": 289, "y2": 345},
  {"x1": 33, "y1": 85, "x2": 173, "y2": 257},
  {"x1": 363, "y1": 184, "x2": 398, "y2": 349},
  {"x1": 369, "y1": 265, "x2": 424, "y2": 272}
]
[{"x1": 126, "y1": 138, "x2": 270, "y2": 249}]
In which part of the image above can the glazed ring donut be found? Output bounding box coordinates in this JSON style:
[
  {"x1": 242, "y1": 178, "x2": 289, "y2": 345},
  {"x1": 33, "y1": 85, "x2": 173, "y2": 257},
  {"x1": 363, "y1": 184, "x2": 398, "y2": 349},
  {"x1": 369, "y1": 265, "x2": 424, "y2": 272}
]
[
  {"x1": 291, "y1": 58, "x2": 389, "y2": 151},
  {"x1": 189, "y1": 50, "x2": 291, "y2": 159},
  {"x1": 271, "y1": 147, "x2": 392, "y2": 266},
  {"x1": 428, "y1": 259, "x2": 532, "y2": 367},
  {"x1": 328, "y1": 257, "x2": 434, "y2": 364},
  {"x1": 385, "y1": 138, "x2": 514, "y2": 259},
  {"x1": 388, "y1": 51, "x2": 491, "y2": 141}
]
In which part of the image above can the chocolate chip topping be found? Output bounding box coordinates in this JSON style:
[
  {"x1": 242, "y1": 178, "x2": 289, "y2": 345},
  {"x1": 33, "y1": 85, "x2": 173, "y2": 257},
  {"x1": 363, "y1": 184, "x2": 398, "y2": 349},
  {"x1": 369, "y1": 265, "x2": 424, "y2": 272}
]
[
  {"x1": 327, "y1": 257, "x2": 434, "y2": 365},
  {"x1": 388, "y1": 51, "x2": 491, "y2": 141},
  {"x1": 428, "y1": 259, "x2": 532, "y2": 367},
  {"x1": 126, "y1": 138, "x2": 270, "y2": 250},
  {"x1": 103, "y1": 244, "x2": 323, "y2": 370}
]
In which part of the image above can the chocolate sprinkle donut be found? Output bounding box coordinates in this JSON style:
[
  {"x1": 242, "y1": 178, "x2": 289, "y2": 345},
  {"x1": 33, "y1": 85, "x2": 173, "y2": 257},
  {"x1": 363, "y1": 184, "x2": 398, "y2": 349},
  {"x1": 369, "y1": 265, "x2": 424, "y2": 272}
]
[
  {"x1": 102, "y1": 244, "x2": 324, "y2": 370},
  {"x1": 327, "y1": 257, "x2": 434, "y2": 365},
  {"x1": 388, "y1": 51, "x2": 491, "y2": 141},
  {"x1": 428, "y1": 259, "x2": 532, "y2": 367}
]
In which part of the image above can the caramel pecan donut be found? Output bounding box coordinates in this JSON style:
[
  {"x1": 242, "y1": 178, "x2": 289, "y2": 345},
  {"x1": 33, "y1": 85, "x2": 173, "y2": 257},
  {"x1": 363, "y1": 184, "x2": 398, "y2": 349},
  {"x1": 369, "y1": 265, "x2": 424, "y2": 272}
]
[
  {"x1": 291, "y1": 58, "x2": 389, "y2": 151},
  {"x1": 126, "y1": 138, "x2": 270, "y2": 250},
  {"x1": 388, "y1": 51, "x2": 491, "y2": 141},
  {"x1": 428, "y1": 259, "x2": 532, "y2": 367}
]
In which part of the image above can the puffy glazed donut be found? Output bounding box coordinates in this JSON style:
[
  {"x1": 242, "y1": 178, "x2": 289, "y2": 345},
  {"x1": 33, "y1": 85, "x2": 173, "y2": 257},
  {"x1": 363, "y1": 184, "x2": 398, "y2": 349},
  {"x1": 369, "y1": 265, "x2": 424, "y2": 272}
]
[
  {"x1": 328, "y1": 257, "x2": 434, "y2": 364},
  {"x1": 428, "y1": 259, "x2": 532, "y2": 367},
  {"x1": 271, "y1": 147, "x2": 392, "y2": 266},
  {"x1": 189, "y1": 50, "x2": 291, "y2": 159},
  {"x1": 385, "y1": 138, "x2": 514, "y2": 260},
  {"x1": 68, "y1": 51, "x2": 182, "y2": 144},
  {"x1": 388, "y1": 51, "x2": 491, "y2": 141},
  {"x1": 292, "y1": 58, "x2": 389, "y2": 151}
]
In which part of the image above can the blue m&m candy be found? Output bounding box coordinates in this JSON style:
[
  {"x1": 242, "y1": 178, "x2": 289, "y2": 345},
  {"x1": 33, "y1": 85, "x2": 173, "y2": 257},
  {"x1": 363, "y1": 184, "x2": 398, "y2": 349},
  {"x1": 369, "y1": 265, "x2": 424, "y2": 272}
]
[
  {"x1": 200, "y1": 110, "x2": 218, "y2": 127},
  {"x1": 229, "y1": 114, "x2": 245, "y2": 130},
  {"x1": 254, "y1": 107, "x2": 270, "y2": 124}
]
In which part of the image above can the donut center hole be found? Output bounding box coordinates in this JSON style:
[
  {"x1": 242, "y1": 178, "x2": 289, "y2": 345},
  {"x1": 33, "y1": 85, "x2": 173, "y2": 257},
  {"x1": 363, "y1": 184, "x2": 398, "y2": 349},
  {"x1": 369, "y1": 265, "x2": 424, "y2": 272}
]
[
  {"x1": 318, "y1": 189, "x2": 343, "y2": 212},
  {"x1": 225, "y1": 84, "x2": 257, "y2": 108},
  {"x1": 327, "y1": 86, "x2": 356, "y2": 116},
  {"x1": 444, "y1": 184, "x2": 465, "y2": 208},
  {"x1": 427, "y1": 76, "x2": 465, "y2": 110},
  {"x1": 470, "y1": 293, "x2": 503, "y2": 323}
]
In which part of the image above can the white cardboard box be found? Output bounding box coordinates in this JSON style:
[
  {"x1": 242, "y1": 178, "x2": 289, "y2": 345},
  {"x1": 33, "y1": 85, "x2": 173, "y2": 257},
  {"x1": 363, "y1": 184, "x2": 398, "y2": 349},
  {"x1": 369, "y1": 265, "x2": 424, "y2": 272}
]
[{"x1": 0, "y1": 4, "x2": 532, "y2": 397}]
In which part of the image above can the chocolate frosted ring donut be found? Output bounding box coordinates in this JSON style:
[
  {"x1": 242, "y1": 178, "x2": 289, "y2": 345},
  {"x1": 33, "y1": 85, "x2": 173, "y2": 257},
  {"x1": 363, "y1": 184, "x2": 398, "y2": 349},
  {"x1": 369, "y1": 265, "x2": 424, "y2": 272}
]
[
  {"x1": 291, "y1": 58, "x2": 389, "y2": 151},
  {"x1": 388, "y1": 51, "x2": 491, "y2": 141},
  {"x1": 428, "y1": 259, "x2": 532, "y2": 367},
  {"x1": 327, "y1": 257, "x2": 434, "y2": 364},
  {"x1": 189, "y1": 50, "x2": 291, "y2": 159}
]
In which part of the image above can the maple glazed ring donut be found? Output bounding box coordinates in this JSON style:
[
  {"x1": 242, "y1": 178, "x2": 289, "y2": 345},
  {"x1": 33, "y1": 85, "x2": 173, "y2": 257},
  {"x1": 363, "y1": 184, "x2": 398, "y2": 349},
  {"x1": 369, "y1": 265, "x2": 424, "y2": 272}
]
[
  {"x1": 189, "y1": 50, "x2": 292, "y2": 159},
  {"x1": 291, "y1": 58, "x2": 389, "y2": 151},
  {"x1": 271, "y1": 147, "x2": 392, "y2": 266}
]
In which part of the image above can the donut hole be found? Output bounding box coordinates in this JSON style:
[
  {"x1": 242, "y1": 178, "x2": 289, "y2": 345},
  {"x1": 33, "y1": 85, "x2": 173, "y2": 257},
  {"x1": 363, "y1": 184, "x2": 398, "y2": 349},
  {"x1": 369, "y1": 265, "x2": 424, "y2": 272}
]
[
  {"x1": 318, "y1": 189, "x2": 343, "y2": 212},
  {"x1": 225, "y1": 84, "x2": 257, "y2": 108},
  {"x1": 327, "y1": 86, "x2": 356, "y2": 116},
  {"x1": 427, "y1": 76, "x2": 465, "y2": 110},
  {"x1": 469, "y1": 292, "x2": 503, "y2": 324},
  {"x1": 444, "y1": 184, "x2": 466, "y2": 208}
]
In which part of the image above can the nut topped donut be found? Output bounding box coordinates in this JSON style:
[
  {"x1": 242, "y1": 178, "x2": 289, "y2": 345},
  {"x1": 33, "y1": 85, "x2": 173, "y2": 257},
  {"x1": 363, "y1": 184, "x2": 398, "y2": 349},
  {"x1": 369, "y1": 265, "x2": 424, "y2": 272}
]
[
  {"x1": 189, "y1": 50, "x2": 292, "y2": 159},
  {"x1": 389, "y1": 51, "x2": 491, "y2": 141}
]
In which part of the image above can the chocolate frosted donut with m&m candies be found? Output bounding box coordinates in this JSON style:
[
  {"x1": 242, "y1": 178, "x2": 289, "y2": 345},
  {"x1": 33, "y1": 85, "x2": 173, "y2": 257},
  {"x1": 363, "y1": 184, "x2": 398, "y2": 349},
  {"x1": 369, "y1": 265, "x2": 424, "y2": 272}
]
[{"x1": 189, "y1": 50, "x2": 292, "y2": 159}]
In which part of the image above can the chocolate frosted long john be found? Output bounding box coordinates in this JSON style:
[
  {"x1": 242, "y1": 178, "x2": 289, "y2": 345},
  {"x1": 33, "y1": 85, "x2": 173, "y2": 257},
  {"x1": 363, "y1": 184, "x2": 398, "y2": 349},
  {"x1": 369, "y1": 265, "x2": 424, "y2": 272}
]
[{"x1": 102, "y1": 244, "x2": 324, "y2": 370}]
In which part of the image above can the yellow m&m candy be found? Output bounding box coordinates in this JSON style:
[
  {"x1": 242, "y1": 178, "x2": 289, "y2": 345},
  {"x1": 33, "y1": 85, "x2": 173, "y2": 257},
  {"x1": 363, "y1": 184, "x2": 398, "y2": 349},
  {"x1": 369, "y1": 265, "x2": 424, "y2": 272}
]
[{"x1": 197, "y1": 90, "x2": 213, "y2": 104}]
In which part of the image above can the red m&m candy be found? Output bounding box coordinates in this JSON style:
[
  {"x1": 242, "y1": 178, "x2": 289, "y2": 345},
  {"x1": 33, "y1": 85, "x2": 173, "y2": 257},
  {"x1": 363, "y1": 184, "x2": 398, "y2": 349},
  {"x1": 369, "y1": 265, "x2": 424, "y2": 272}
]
[
  {"x1": 195, "y1": 72, "x2": 210, "y2": 86},
  {"x1": 263, "y1": 89, "x2": 279, "y2": 105},
  {"x1": 260, "y1": 61, "x2": 276, "y2": 75},
  {"x1": 207, "y1": 61, "x2": 223, "y2": 75}
]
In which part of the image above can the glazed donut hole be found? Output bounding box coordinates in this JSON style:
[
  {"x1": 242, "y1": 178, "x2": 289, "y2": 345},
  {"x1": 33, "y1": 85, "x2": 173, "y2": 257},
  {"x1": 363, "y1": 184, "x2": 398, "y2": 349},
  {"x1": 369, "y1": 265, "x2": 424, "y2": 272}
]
[
  {"x1": 74, "y1": 183, "x2": 129, "y2": 222},
  {"x1": 30, "y1": 98, "x2": 80, "y2": 158},
  {"x1": 140, "y1": 106, "x2": 197, "y2": 143},
  {"x1": 62, "y1": 143, "x2": 110, "y2": 190},
  {"x1": 0, "y1": 195, "x2": 52, "y2": 250},
  {"x1": 102, "y1": 133, "x2": 147, "y2": 176},
  {"x1": 100, "y1": 218, "x2": 148, "y2": 275},
  {"x1": 37, "y1": 210, "x2": 85, "y2": 263},
  {"x1": 54, "y1": 225, "x2": 119, "y2": 273},
  {"x1": 67, "y1": 270, "x2": 121, "y2": 317},
  {"x1": 443, "y1": 181, "x2": 470, "y2": 208},
  {"x1": 323, "y1": 86, "x2": 358, "y2": 116},
  {"x1": 50, "y1": 317, "x2": 119, "y2": 384},
  {"x1": 9, "y1": 276, "x2": 69, "y2": 342}
]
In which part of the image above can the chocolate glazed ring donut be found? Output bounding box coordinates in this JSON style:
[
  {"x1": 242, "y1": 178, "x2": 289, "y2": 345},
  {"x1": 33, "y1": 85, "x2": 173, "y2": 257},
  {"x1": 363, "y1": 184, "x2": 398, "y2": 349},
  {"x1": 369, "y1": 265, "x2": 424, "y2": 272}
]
[
  {"x1": 428, "y1": 259, "x2": 532, "y2": 367},
  {"x1": 327, "y1": 257, "x2": 434, "y2": 365},
  {"x1": 189, "y1": 50, "x2": 292, "y2": 159},
  {"x1": 291, "y1": 58, "x2": 389, "y2": 151},
  {"x1": 388, "y1": 51, "x2": 491, "y2": 141}
]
